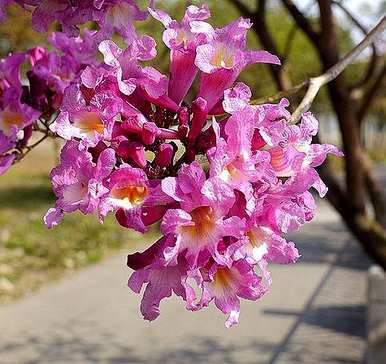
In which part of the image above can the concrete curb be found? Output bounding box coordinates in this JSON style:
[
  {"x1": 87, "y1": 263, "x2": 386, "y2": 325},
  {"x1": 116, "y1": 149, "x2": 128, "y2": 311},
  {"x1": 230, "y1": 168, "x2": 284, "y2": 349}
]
[{"x1": 367, "y1": 265, "x2": 386, "y2": 364}]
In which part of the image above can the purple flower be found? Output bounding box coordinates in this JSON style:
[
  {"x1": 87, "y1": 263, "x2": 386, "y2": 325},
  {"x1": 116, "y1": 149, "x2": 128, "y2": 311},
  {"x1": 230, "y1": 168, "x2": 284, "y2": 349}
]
[
  {"x1": 51, "y1": 83, "x2": 120, "y2": 146},
  {"x1": 0, "y1": 127, "x2": 16, "y2": 175},
  {"x1": 44, "y1": 140, "x2": 116, "y2": 228},
  {"x1": 0, "y1": 0, "x2": 11, "y2": 22},
  {"x1": 98, "y1": 39, "x2": 162, "y2": 98},
  {"x1": 0, "y1": 88, "x2": 41, "y2": 137},
  {"x1": 0, "y1": 153, "x2": 15, "y2": 175},
  {"x1": 48, "y1": 30, "x2": 99, "y2": 66},
  {"x1": 128, "y1": 235, "x2": 188, "y2": 321},
  {"x1": 0, "y1": 1, "x2": 345, "y2": 328},
  {"x1": 195, "y1": 17, "x2": 280, "y2": 111},
  {"x1": 0, "y1": 53, "x2": 25, "y2": 89},
  {"x1": 197, "y1": 260, "x2": 267, "y2": 328},
  {"x1": 161, "y1": 162, "x2": 245, "y2": 266},
  {"x1": 149, "y1": 4, "x2": 210, "y2": 104},
  {"x1": 94, "y1": 0, "x2": 148, "y2": 43}
]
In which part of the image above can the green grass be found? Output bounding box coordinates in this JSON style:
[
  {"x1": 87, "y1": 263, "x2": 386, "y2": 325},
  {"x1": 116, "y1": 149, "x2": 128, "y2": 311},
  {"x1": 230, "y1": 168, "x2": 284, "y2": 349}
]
[{"x1": 0, "y1": 142, "x2": 157, "y2": 303}]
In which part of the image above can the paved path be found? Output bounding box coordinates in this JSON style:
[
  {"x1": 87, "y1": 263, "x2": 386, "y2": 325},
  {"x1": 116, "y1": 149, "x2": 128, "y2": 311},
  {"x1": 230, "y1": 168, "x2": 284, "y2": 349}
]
[{"x1": 0, "y1": 201, "x2": 369, "y2": 364}]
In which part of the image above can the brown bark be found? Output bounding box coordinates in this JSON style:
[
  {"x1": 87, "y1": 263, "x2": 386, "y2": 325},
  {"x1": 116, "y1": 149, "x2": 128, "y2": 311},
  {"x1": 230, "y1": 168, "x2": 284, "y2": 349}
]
[
  {"x1": 362, "y1": 156, "x2": 386, "y2": 229},
  {"x1": 343, "y1": 214, "x2": 386, "y2": 270},
  {"x1": 229, "y1": 0, "x2": 293, "y2": 92},
  {"x1": 318, "y1": 162, "x2": 386, "y2": 269},
  {"x1": 253, "y1": 0, "x2": 293, "y2": 91},
  {"x1": 357, "y1": 64, "x2": 386, "y2": 125}
]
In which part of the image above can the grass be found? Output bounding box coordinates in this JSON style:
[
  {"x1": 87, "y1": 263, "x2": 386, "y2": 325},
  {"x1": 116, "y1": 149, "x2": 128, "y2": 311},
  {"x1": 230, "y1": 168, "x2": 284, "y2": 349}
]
[{"x1": 0, "y1": 141, "x2": 157, "y2": 303}]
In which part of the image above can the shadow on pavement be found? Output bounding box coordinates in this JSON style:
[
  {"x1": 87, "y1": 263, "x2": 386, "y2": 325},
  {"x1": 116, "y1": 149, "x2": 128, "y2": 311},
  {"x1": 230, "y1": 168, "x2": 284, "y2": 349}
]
[{"x1": 0, "y1": 335, "x2": 275, "y2": 364}]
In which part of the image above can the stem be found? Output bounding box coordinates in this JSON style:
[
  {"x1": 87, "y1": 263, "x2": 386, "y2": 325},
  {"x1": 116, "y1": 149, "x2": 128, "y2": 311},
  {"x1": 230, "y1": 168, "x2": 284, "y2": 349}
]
[
  {"x1": 289, "y1": 14, "x2": 386, "y2": 123},
  {"x1": 251, "y1": 80, "x2": 308, "y2": 105},
  {"x1": 14, "y1": 134, "x2": 49, "y2": 163}
]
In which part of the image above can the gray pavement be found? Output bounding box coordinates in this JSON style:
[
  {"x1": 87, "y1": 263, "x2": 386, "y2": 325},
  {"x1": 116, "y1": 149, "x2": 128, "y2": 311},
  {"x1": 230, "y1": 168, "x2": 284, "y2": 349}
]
[{"x1": 0, "y1": 201, "x2": 370, "y2": 364}]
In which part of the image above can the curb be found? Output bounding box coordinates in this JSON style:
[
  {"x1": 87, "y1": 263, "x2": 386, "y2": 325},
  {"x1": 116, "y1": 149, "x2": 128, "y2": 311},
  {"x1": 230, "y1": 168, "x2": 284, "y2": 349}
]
[{"x1": 367, "y1": 265, "x2": 386, "y2": 364}]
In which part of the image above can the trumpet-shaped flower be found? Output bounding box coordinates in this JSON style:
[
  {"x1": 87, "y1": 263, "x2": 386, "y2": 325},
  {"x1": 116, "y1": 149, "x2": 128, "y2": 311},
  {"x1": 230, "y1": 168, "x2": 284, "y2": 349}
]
[
  {"x1": 44, "y1": 140, "x2": 115, "y2": 228},
  {"x1": 100, "y1": 164, "x2": 170, "y2": 232},
  {"x1": 149, "y1": 4, "x2": 210, "y2": 104},
  {"x1": 198, "y1": 260, "x2": 267, "y2": 328},
  {"x1": 0, "y1": 88, "x2": 41, "y2": 137},
  {"x1": 128, "y1": 235, "x2": 189, "y2": 321},
  {"x1": 161, "y1": 162, "x2": 244, "y2": 266},
  {"x1": 0, "y1": 2, "x2": 344, "y2": 329},
  {"x1": 51, "y1": 83, "x2": 120, "y2": 146},
  {"x1": 195, "y1": 18, "x2": 280, "y2": 111}
]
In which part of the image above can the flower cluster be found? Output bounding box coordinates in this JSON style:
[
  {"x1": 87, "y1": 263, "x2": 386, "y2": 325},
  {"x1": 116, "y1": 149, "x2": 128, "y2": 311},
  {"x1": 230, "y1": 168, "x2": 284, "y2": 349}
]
[
  {"x1": 0, "y1": 3, "x2": 342, "y2": 327},
  {"x1": 0, "y1": 0, "x2": 149, "y2": 42},
  {"x1": 0, "y1": 30, "x2": 99, "y2": 175}
]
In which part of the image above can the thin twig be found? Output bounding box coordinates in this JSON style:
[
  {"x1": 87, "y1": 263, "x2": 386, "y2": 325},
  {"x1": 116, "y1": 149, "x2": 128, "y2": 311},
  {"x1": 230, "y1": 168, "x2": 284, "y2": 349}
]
[
  {"x1": 13, "y1": 133, "x2": 52, "y2": 164},
  {"x1": 332, "y1": 0, "x2": 378, "y2": 90},
  {"x1": 357, "y1": 63, "x2": 386, "y2": 124},
  {"x1": 283, "y1": 0, "x2": 316, "y2": 62},
  {"x1": 281, "y1": 0, "x2": 320, "y2": 45},
  {"x1": 251, "y1": 80, "x2": 308, "y2": 105},
  {"x1": 289, "y1": 14, "x2": 386, "y2": 123}
]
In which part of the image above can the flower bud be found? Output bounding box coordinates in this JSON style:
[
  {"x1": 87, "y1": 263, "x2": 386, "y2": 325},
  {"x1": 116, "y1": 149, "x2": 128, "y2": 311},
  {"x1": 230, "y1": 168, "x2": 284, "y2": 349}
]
[{"x1": 154, "y1": 143, "x2": 174, "y2": 168}]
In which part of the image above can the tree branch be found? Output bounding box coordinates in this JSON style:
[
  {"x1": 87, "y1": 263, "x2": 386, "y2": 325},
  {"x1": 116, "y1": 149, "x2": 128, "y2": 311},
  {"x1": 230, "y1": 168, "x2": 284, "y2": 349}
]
[
  {"x1": 332, "y1": 0, "x2": 378, "y2": 90},
  {"x1": 229, "y1": 0, "x2": 294, "y2": 94},
  {"x1": 289, "y1": 14, "x2": 386, "y2": 123},
  {"x1": 281, "y1": 0, "x2": 320, "y2": 45},
  {"x1": 13, "y1": 134, "x2": 49, "y2": 164},
  {"x1": 283, "y1": 1, "x2": 316, "y2": 63},
  {"x1": 362, "y1": 156, "x2": 386, "y2": 228},
  {"x1": 357, "y1": 62, "x2": 386, "y2": 125},
  {"x1": 227, "y1": 0, "x2": 253, "y2": 18},
  {"x1": 251, "y1": 80, "x2": 308, "y2": 105}
]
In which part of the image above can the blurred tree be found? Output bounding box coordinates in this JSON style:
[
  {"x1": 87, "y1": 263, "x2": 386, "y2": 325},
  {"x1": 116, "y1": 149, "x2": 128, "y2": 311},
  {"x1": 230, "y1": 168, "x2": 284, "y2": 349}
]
[{"x1": 0, "y1": 5, "x2": 47, "y2": 57}]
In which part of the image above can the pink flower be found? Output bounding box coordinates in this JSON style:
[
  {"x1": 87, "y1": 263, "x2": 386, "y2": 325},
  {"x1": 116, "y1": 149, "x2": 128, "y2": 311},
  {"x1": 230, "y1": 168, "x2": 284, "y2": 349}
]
[
  {"x1": 0, "y1": 88, "x2": 41, "y2": 137},
  {"x1": 44, "y1": 140, "x2": 116, "y2": 228},
  {"x1": 51, "y1": 83, "x2": 121, "y2": 146},
  {"x1": 0, "y1": 2, "x2": 345, "y2": 328},
  {"x1": 149, "y1": 4, "x2": 210, "y2": 104},
  {"x1": 100, "y1": 164, "x2": 170, "y2": 232},
  {"x1": 128, "y1": 235, "x2": 188, "y2": 321},
  {"x1": 95, "y1": 0, "x2": 148, "y2": 43},
  {"x1": 161, "y1": 162, "x2": 245, "y2": 266},
  {"x1": 0, "y1": 153, "x2": 15, "y2": 175},
  {"x1": 0, "y1": 0, "x2": 11, "y2": 22},
  {"x1": 48, "y1": 30, "x2": 99, "y2": 66},
  {"x1": 0, "y1": 53, "x2": 25, "y2": 89},
  {"x1": 234, "y1": 212, "x2": 300, "y2": 267},
  {"x1": 196, "y1": 260, "x2": 267, "y2": 328},
  {"x1": 98, "y1": 39, "x2": 179, "y2": 113},
  {"x1": 195, "y1": 17, "x2": 280, "y2": 111},
  {"x1": 0, "y1": 127, "x2": 16, "y2": 175}
]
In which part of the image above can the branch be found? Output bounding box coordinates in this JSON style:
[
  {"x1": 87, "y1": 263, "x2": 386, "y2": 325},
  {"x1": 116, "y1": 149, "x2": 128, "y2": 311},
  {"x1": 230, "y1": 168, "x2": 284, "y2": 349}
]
[
  {"x1": 289, "y1": 14, "x2": 386, "y2": 123},
  {"x1": 227, "y1": 0, "x2": 253, "y2": 18},
  {"x1": 251, "y1": 80, "x2": 308, "y2": 104},
  {"x1": 362, "y1": 155, "x2": 386, "y2": 228},
  {"x1": 357, "y1": 63, "x2": 386, "y2": 124},
  {"x1": 281, "y1": 0, "x2": 320, "y2": 45},
  {"x1": 332, "y1": 0, "x2": 378, "y2": 89},
  {"x1": 283, "y1": 1, "x2": 316, "y2": 62},
  {"x1": 13, "y1": 134, "x2": 49, "y2": 164}
]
